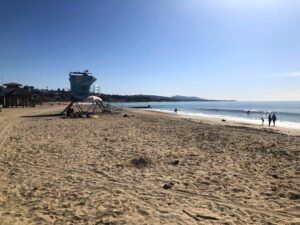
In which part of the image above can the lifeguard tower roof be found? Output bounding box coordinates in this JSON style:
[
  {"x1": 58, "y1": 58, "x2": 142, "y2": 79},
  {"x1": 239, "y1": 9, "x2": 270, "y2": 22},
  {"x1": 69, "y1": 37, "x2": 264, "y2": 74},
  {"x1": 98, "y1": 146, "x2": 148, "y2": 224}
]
[{"x1": 69, "y1": 70, "x2": 97, "y2": 101}]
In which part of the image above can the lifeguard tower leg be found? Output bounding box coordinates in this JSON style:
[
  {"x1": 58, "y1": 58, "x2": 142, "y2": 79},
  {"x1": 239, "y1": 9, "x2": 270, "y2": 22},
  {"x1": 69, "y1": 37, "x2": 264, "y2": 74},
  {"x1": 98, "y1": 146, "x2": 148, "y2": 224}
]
[
  {"x1": 62, "y1": 101, "x2": 75, "y2": 114},
  {"x1": 74, "y1": 102, "x2": 84, "y2": 114}
]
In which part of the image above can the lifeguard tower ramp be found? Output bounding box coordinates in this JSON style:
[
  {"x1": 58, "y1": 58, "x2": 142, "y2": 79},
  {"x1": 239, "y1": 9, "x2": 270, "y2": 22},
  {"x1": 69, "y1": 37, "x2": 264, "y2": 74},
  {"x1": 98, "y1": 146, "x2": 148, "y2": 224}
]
[{"x1": 62, "y1": 70, "x2": 109, "y2": 116}]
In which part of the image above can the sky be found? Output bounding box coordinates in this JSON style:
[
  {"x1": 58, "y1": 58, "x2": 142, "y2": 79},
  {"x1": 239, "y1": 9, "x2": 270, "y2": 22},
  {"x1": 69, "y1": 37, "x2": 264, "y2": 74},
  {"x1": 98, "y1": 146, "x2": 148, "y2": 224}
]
[{"x1": 0, "y1": 0, "x2": 300, "y2": 100}]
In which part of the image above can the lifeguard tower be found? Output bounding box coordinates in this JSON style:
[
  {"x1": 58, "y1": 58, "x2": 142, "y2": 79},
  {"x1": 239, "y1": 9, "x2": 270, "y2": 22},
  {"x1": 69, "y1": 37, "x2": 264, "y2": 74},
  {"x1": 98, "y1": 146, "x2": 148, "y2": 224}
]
[
  {"x1": 69, "y1": 70, "x2": 96, "y2": 101},
  {"x1": 62, "y1": 70, "x2": 109, "y2": 116}
]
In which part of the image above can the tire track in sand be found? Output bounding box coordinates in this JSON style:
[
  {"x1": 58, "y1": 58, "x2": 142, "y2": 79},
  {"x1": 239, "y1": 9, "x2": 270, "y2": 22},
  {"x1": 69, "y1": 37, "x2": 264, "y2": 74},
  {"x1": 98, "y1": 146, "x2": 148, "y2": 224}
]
[
  {"x1": 0, "y1": 122, "x2": 15, "y2": 150},
  {"x1": 174, "y1": 188, "x2": 297, "y2": 220}
]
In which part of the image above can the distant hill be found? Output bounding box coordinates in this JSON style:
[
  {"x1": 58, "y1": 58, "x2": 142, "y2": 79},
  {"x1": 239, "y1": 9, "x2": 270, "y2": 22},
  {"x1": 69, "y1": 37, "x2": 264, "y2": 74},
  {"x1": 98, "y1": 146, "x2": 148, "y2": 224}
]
[
  {"x1": 99, "y1": 94, "x2": 212, "y2": 102},
  {"x1": 171, "y1": 95, "x2": 207, "y2": 101}
]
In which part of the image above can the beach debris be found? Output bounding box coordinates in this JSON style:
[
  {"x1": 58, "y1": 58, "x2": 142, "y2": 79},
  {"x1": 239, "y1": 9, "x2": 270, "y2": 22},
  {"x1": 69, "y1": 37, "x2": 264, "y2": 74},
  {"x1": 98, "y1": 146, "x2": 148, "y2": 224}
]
[
  {"x1": 183, "y1": 210, "x2": 219, "y2": 221},
  {"x1": 170, "y1": 159, "x2": 180, "y2": 165},
  {"x1": 196, "y1": 214, "x2": 219, "y2": 220},
  {"x1": 221, "y1": 119, "x2": 226, "y2": 122},
  {"x1": 288, "y1": 192, "x2": 300, "y2": 200},
  {"x1": 123, "y1": 114, "x2": 129, "y2": 117},
  {"x1": 88, "y1": 114, "x2": 98, "y2": 118},
  {"x1": 130, "y1": 156, "x2": 151, "y2": 168},
  {"x1": 163, "y1": 182, "x2": 174, "y2": 189},
  {"x1": 183, "y1": 209, "x2": 200, "y2": 221},
  {"x1": 32, "y1": 186, "x2": 38, "y2": 191},
  {"x1": 231, "y1": 188, "x2": 245, "y2": 193}
]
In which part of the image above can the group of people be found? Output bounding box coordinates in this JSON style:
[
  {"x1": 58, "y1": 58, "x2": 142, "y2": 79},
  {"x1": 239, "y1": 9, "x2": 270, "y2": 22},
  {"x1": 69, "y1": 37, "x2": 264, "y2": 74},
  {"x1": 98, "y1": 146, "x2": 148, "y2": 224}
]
[{"x1": 261, "y1": 113, "x2": 277, "y2": 127}]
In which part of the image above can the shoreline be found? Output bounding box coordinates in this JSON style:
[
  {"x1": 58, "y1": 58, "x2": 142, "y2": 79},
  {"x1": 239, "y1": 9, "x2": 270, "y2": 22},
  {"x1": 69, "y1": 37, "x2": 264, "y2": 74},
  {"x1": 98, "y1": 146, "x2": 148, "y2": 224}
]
[
  {"x1": 125, "y1": 107, "x2": 300, "y2": 136},
  {"x1": 112, "y1": 101, "x2": 300, "y2": 130}
]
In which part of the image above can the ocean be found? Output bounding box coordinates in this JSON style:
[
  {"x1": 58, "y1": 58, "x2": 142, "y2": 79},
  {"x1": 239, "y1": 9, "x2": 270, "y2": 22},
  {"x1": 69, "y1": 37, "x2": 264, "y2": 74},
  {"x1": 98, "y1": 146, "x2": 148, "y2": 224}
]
[{"x1": 112, "y1": 101, "x2": 300, "y2": 129}]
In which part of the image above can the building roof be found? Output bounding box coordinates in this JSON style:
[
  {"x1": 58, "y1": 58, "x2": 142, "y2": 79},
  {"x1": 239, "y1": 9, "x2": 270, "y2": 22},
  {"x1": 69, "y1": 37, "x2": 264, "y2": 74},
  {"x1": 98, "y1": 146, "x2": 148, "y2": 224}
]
[
  {"x1": 3, "y1": 82, "x2": 22, "y2": 87},
  {"x1": 6, "y1": 88, "x2": 32, "y2": 96}
]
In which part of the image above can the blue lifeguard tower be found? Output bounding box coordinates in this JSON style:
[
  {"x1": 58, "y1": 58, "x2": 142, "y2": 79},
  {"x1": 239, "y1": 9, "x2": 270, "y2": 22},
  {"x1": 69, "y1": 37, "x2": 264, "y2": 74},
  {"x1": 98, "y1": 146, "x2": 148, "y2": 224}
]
[
  {"x1": 69, "y1": 70, "x2": 96, "y2": 101},
  {"x1": 62, "y1": 70, "x2": 109, "y2": 116}
]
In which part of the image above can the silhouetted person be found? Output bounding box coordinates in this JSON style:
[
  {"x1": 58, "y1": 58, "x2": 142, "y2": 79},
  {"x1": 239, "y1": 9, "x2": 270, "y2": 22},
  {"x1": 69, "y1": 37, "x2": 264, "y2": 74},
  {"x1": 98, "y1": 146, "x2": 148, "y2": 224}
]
[
  {"x1": 268, "y1": 114, "x2": 272, "y2": 126},
  {"x1": 272, "y1": 113, "x2": 277, "y2": 127},
  {"x1": 174, "y1": 108, "x2": 178, "y2": 113},
  {"x1": 66, "y1": 107, "x2": 74, "y2": 117},
  {"x1": 261, "y1": 117, "x2": 264, "y2": 126}
]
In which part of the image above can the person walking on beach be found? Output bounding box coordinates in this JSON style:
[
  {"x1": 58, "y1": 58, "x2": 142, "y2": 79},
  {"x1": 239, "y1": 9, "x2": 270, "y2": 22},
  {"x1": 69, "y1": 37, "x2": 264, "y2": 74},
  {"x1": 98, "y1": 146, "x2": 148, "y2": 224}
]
[
  {"x1": 268, "y1": 114, "x2": 272, "y2": 126},
  {"x1": 174, "y1": 108, "x2": 178, "y2": 113},
  {"x1": 261, "y1": 117, "x2": 264, "y2": 126},
  {"x1": 272, "y1": 113, "x2": 277, "y2": 127}
]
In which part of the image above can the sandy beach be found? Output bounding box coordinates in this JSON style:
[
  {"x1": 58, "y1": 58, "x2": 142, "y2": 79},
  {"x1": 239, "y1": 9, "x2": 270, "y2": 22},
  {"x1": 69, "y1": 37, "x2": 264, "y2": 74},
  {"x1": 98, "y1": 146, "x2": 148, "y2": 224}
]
[{"x1": 0, "y1": 105, "x2": 299, "y2": 224}]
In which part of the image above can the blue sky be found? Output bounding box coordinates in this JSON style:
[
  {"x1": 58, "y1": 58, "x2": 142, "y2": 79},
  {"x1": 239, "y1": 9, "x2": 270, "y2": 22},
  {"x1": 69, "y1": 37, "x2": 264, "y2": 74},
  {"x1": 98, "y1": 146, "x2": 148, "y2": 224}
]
[{"x1": 0, "y1": 0, "x2": 299, "y2": 100}]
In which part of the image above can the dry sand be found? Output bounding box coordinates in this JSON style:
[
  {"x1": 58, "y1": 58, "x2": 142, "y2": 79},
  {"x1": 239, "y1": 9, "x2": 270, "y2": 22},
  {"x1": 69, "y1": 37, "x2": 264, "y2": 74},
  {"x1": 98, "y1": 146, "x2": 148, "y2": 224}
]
[{"x1": 0, "y1": 105, "x2": 299, "y2": 224}]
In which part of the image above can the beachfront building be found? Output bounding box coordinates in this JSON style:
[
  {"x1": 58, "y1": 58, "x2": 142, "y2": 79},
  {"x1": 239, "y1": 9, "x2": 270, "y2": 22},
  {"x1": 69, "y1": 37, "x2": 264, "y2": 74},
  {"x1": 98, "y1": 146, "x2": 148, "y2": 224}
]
[
  {"x1": 3, "y1": 82, "x2": 22, "y2": 90},
  {"x1": 0, "y1": 82, "x2": 36, "y2": 108}
]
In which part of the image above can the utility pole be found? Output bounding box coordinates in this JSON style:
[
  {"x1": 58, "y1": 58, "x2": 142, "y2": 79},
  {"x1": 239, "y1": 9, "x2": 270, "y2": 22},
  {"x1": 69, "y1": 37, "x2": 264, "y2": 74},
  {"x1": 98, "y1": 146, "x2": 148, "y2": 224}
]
[{"x1": 1, "y1": 75, "x2": 5, "y2": 107}]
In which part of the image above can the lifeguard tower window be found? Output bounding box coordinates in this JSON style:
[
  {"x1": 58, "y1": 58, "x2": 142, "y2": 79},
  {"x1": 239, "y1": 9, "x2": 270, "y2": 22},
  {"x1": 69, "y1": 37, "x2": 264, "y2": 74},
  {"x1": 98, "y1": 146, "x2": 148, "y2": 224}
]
[{"x1": 81, "y1": 86, "x2": 88, "y2": 91}]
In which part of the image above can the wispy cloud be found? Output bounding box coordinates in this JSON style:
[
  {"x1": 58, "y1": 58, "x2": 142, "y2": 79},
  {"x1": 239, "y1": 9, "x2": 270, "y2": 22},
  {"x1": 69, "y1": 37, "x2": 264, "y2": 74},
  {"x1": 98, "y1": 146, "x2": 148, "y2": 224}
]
[{"x1": 283, "y1": 72, "x2": 300, "y2": 77}]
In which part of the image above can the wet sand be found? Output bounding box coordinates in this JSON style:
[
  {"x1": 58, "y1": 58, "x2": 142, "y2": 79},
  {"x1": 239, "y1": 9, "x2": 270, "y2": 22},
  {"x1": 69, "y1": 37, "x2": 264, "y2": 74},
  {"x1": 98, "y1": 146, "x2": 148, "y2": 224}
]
[{"x1": 0, "y1": 105, "x2": 299, "y2": 224}]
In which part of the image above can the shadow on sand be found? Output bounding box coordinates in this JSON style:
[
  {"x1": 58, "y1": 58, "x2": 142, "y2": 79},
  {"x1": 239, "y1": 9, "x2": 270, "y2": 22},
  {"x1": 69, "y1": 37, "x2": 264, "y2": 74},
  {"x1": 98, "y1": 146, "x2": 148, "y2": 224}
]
[{"x1": 22, "y1": 113, "x2": 63, "y2": 118}]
